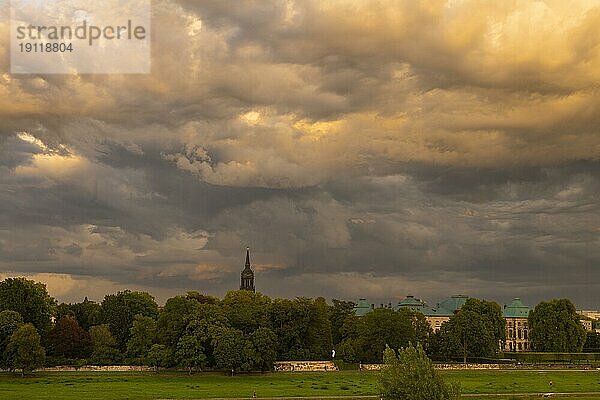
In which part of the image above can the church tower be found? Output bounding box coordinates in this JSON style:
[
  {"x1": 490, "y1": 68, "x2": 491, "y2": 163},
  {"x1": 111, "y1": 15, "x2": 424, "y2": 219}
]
[{"x1": 240, "y1": 246, "x2": 255, "y2": 292}]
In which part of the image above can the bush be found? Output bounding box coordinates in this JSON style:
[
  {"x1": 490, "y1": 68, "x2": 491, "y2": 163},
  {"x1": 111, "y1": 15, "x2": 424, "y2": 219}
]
[{"x1": 378, "y1": 344, "x2": 459, "y2": 400}]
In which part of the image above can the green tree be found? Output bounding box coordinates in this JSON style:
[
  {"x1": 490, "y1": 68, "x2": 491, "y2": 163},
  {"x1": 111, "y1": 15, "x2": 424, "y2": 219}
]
[
  {"x1": 57, "y1": 298, "x2": 101, "y2": 331},
  {"x1": 0, "y1": 278, "x2": 55, "y2": 336},
  {"x1": 90, "y1": 324, "x2": 117, "y2": 349},
  {"x1": 212, "y1": 327, "x2": 257, "y2": 371},
  {"x1": 356, "y1": 308, "x2": 427, "y2": 363},
  {"x1": 155, "y1": 295, "x2": 203, "y2": 349},
  {"x1": 221, "y1": 290, "x2": 271, "y2": 334},
  {"x1": 0, "y1": 310, "x2": 23, "y2": 369},
  {"x1": 307, "y1": 297, "x2": 334, "y2": 359},
  {"x1": 182, "y1": 313, "x2": 229, "y2": 367},
  {"x1": 100, "y1": 291, "x2": 159, "y2": 350},
  {"x1": 147, "y1": 344, "x2": 173, "y2": 371},
  {"x1": 126, "y1": 315, "x2": 156, "y2": 360},
  {"x1": 378, "y1": 344, "x2": 459, "y2": 400},
  {"x1": 336, "y1": 314, "x2": 362, "y2": 363},
  {"x1": 529, "y1": 298, "x2": 587, "y2": 352},
  {"x1": 434, "y1": 298, "x2": 505, "y2": 363},
  {"x1": 251, "y1": 327, "x2": 277, "y2": 371},
  {"x1": 400, "y1": 308, "x2": 433, "y2": 351},
  {"x1": 268, "y1": 298, "x2": 310, "y2": 360},
  {"x1": 427, "y1": 328, "x2": 447, "y2": 361},
  {"x1": 48, "y1": 315, "x2": 91, "y2": 359},
  {"x1": 435, "y1": 300, "x2": 503, "y2": 362},
  {"x1": 361, "y1": 308, "x2": 401, "y2": 362},
  {"x1": 7, "y1": 323, "x2": 46, "y2": 375},
  {"x1": 268, "y1": 297, "x2": 332, "y2": 360},
  {"x1": 329, "y1": 299, "x2": 356, "y2": 346},
  {"x1": 89, "y1": 324, "x2": 121, "y2": 365},
  {"x1": 185, "y1": 291, "x2": 218, "y2": 304},
  {"x1": 175, "y1": 333, "x2": 206, "y2": 374}
]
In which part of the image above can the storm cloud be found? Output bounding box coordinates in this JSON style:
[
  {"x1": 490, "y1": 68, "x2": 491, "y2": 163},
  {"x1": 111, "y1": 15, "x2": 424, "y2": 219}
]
[{"x1": 0, "y1": 0, "x2": 599, "y2": 308}]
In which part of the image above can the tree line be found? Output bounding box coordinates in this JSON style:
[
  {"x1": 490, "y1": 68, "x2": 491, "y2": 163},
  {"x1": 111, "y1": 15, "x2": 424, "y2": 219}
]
[{"x1": 0, "y1": 277, "x2": 594, "y2": 374}]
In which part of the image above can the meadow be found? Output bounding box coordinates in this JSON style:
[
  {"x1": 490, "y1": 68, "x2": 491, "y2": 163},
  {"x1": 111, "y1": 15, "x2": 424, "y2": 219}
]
[{"x1": 0, "y1": 370, "x2": 599, "y2": 400}]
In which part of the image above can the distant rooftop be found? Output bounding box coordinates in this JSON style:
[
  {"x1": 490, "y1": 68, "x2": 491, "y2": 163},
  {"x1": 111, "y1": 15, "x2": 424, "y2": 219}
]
[
  {"x1": 436, "y1": 295, "x2": 469, "y2": 315},
  {"x1": 397, "y1": 295, "x2": 428, "y2": 309},
  {"x1": 358, "y1": 294, "x2": 470, "y2": 317},
  {"x1": 355, "y1": 295, "x2": 533, "y2": 320},
  {"x1": 503, "y1": 298, "x2": 530, "y2": 318},
  {"x1": 354, "y1": 298, "x2": 372, "y2": 317}
]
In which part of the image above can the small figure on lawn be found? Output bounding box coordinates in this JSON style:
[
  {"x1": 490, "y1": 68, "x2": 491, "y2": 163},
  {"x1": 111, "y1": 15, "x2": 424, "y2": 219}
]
[
  {"x1": 253, "y1": 390, "x2": 257, "y2": 398},
  {"x1": 549, "y1": 380, "x2": 553, "y2": 386}
]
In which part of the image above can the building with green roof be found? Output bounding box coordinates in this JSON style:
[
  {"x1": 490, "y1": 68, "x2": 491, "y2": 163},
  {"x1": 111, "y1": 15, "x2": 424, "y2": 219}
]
[
  {"x1": 437, "y1": 295, "x2": 469, "y2": 315},
  {"x1": 503, "y1": 297, "x2": 530, "y2": 318},
  {"x1": 354, "y1": 298, "x2": 373, "y2": 316},
  {"x1": 351, "y1": 294, "x2": 471, "y2": 332},
  {"x1": 503, "y1": 298, "x2": 531, "y2": 352},
  {"x1": 423, "y1": 295, "x2": 468, "y2": 331},
  {"x1": 395, "y1": 294, "x2": 469, "y2": 332},
  {"x1": 354, "y1": 295, "x2": 533, "y2": 352},
  {"x1": 396, "y1": 295, "x2": 428, "y2": 311}
]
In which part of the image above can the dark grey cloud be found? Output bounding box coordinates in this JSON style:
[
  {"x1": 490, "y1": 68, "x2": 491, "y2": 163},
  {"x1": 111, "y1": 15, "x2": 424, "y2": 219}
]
[{"x1": 0, "y1": 0, "x2": 599, "y2": 308}]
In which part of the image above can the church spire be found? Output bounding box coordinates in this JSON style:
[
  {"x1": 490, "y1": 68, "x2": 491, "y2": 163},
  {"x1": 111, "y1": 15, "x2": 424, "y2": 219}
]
[{"x1": 240, "y1": 246, "x2": 255, "y2": 292}]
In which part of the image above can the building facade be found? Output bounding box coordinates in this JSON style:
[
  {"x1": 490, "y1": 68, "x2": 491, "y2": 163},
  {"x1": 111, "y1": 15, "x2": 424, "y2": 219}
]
[
  {"x1": 503, "y1": 298, "x2": 530, "y2": 352},
  {"x1": 578, "y1": 310, "x2": 599, "y2": 332},
  {"x1": 581, "y1": 319, "x2": 593, "y2": 331},
  {"x1": 578, "y1": 310, "x2": 600, "y2": 320}
]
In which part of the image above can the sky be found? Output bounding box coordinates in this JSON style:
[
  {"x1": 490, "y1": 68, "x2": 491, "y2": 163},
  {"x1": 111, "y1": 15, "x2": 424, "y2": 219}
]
[{"x1": 0, "y1": 0, "x2": 599, "y2": 307}]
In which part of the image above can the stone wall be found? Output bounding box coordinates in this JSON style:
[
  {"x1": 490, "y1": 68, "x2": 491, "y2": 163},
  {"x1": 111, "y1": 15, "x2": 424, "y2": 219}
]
[
  {"x1": 359, "y1": 364, "x2": 383, "y2": 371},
  {"x1": 42, "y1": 365, "x2": 154, "y2": 372},
  {"x1": 273, "y1": 361, "x2": 338, "y2": 372},
  {"x1": 360, "y1": 363, "x2": 502, "y2": 371},
  {"x1": 435, "y1": 363, "x2": 501, "y2": 370}
]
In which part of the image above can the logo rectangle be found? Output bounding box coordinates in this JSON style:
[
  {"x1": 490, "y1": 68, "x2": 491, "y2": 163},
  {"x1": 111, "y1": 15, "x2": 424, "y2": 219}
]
[{"x1": 10, "y1": 0, "x2": 151, "y2": 74}]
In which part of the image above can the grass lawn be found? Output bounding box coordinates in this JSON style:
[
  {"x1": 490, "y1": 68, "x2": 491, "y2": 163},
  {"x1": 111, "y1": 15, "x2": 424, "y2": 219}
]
[
  {"x1": 444, "y1": 369, "x2": 600, "y2": 395},
  {"x1": 466, "y1": 397, "x2": 600, "y2": 400},
  {"x1": 0, "y1": 370, "x2": 599, "y2": 399}
]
